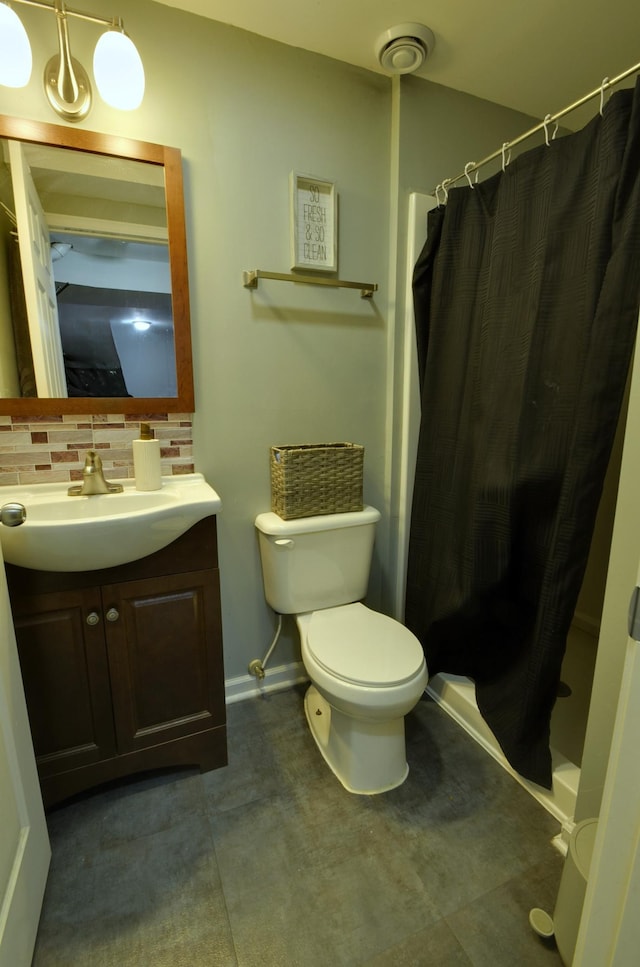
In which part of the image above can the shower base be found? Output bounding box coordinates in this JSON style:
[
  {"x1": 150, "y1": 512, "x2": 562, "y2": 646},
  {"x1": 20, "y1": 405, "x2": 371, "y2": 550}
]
[{"x1": 427, "y1": 672, "x2": 578, "y2": 851}]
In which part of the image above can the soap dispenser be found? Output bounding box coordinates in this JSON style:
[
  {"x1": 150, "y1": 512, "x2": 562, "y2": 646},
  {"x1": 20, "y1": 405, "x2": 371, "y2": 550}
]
[{"x1": 133, "y1": 423, "x2": 162, "y2": 491}]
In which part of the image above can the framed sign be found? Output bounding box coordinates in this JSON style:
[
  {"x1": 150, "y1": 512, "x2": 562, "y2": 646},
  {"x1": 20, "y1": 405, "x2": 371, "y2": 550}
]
[{"x1": 290, "y1": 172, "x2": 337, "y2": 272}]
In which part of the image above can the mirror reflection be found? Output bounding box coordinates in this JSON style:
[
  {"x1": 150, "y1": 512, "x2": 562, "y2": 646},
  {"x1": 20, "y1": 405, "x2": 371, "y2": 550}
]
[{"x1": 0, "y1": 139, "x2": 176, "y2": 400}]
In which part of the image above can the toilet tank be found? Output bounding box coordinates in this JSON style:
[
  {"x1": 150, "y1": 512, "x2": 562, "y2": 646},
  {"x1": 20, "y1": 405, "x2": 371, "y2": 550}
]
[{"x1": 255, "y1": 506, "x2": 381, "y2": 614}]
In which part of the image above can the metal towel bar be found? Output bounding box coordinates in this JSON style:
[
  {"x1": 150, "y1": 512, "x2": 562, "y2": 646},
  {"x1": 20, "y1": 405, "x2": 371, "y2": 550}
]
[{"x1": 243, "y1": 269, "x2": 377, "y2": 299}]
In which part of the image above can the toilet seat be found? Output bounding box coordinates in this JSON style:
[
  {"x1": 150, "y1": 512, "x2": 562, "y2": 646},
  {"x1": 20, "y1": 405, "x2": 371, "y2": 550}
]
[{"x1": 305, "y1": 603, "x2": 424, "y2": 687}]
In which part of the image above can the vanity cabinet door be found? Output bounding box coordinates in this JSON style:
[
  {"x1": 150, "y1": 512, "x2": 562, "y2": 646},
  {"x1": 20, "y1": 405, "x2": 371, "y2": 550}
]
[
  {"x1": 11, "y1": 588, "x2": 117, "y2": 777},
  {"x1": 6, "y1": 518, "x2": 227, "y2": 807},
  {"x1": 101, "y1": 569, "x2": 224, "y2": 754}
]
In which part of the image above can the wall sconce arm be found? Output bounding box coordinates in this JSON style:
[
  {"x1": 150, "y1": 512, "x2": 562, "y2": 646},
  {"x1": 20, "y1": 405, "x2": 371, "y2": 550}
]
[{"x1": 4, "y1": 0, "x2": 144, "y2": 120}]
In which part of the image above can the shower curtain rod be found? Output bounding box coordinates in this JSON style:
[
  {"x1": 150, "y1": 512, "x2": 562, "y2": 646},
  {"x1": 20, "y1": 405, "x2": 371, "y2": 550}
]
[{"x1": 434, "y1": 60, "x2": 640, "y2": 195}]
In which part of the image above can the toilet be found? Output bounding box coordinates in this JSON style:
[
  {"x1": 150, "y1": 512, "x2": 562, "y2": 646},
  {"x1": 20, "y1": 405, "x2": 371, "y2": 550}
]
[{"x1": 255, "y1": 506, "x2": 428, "y2": 794}]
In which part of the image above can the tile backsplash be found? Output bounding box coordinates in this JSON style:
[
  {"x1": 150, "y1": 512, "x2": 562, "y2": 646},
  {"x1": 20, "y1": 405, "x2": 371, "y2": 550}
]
[{"x1": 0, "y1": 413, "x2": 194, "y2": 486}]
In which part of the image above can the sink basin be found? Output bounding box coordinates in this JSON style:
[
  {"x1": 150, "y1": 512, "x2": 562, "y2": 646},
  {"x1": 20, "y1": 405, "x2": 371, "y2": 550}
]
[{"x1": 0, "y1": 473, "x2": 221, "y2": 572}]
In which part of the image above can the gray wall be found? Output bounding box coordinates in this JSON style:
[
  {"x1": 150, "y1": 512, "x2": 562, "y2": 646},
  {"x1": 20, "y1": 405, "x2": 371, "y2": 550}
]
[
  {"x1": 0, "y1": 0, "x2": 392, "y2": 681},
  {"x1": 0, "y1": 0, "x2": 573, "y2": 695}
]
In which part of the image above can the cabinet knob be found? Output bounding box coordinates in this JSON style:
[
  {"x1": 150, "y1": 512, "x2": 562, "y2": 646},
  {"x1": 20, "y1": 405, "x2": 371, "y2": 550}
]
[
  {"x1": 86, "y1": 611, "x2": 100, "y2": 626},
  {"x1": 106, "y1": 607, "x2": 120, "y2": 622}
]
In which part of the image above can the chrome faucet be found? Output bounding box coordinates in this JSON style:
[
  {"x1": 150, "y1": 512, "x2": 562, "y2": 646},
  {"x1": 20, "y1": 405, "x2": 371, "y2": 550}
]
[{"x1": 68, "y1": 451, "x2": 124, "y2": 496}]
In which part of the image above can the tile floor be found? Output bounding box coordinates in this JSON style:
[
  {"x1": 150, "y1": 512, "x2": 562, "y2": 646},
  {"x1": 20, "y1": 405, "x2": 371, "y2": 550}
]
[{"x1": 33, "y1": 687, "x2": 565, "y2": 966}]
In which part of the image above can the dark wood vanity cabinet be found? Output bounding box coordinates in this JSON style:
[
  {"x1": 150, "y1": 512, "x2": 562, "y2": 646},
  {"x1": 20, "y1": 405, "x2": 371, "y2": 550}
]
[{"x1": 6, "y1": 517, "x2": 227, "y2": 808}]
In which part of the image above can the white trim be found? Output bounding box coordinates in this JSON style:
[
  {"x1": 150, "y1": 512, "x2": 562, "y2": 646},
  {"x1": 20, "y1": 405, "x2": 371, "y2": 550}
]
[
  {"x1": 0, "y1": 552, "x2": 50, "y2": 964},
  {"x1": 225, "y1": 661, "x2": 308, "y2": 705},
  {"x1": 394, "y1": 192, "x2": 436, "y2": 619},
  {"x1": 573, "y1": 630, "x2": 640, "y2": 965},
  {"x1": 46, "y1": 213, "x2": 168, "y2": 243}
]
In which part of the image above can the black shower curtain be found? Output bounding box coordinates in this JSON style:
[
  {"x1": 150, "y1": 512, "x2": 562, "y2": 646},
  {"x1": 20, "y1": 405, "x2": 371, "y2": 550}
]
[{"x1": 405, "y1": 79, "x2": 640, "y2": 788}]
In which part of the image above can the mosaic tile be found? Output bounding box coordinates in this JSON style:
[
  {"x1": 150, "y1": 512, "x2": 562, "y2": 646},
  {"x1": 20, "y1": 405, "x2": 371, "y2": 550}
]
[{"x1": 0, "y1": 414, "x2": 194, "y2": 485}]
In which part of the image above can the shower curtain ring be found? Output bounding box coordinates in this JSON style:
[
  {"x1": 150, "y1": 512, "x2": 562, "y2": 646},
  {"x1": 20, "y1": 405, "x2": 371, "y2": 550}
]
[
  {"x1": 441, "y1": 178, "x2": 452, "y2": 202},
  {"x1": 464, "y1": 162, "x2": 477, "y2": 188},
  {"x1": 501, "y1": 142, "x2": 512, "y2": 171},
  {"x1": 543, "y1": 115, "x2": 553, "y2": 146},
  {"x1": 600, "y1": 77, "x2": 610, "y2": 115}
]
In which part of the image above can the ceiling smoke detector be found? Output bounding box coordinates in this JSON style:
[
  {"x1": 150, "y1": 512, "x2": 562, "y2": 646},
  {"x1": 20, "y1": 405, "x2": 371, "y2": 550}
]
[{"x1": 376, "y1": 23, "x2": 435, "y2": 75}]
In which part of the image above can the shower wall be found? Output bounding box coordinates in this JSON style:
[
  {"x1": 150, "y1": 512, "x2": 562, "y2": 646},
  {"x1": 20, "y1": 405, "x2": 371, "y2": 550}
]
[{"x1": 552, "y1": 389, "x2": 627, "y2": 766}]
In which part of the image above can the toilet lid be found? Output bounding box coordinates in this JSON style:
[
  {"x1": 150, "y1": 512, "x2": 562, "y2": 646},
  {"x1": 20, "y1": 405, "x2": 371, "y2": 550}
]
[{"x1": 306, "y1": 603, "x2": 425, "y2": 687}]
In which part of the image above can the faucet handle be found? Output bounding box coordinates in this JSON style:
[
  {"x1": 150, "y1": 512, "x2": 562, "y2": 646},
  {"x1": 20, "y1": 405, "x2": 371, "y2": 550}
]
[
  {"x1": 68, "y1": 449, "x2": 123, "y2": 495},
  {"x1": 84, "y1": 450, "x2": 102, "y2": 472}
]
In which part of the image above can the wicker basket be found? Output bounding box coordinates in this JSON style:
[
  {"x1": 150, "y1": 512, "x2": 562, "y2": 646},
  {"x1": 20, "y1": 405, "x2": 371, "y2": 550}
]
[{"x1": 270, "y1": 443, "x2": 364, "y2": 519}]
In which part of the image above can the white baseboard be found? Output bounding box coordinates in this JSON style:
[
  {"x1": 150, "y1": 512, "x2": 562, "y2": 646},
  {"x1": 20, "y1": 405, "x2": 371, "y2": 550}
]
[{"x1": 225, "y1": 660, "x2": 308, "y2": 704}]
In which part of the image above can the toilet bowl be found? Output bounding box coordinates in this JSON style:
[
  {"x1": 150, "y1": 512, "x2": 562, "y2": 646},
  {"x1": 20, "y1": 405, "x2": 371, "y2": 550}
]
[
  {"x1": 297, "y1": 604, "x2": 428, "y2": 794},
  {"x1": 254, "y1": 506, "x2": 428, "y2": 794}
]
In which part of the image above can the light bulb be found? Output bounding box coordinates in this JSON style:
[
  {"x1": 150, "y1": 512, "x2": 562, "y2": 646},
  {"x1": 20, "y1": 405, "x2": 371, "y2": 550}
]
[
  {"x1": 133, "y1": 320, "x2": 151, "y2": 331},
  {"x1": 0, "y1": 3, "x2": 32, "y2": 88},
  {"x1": 93, "y1": 29, "x2": 144, "y2": 110}
]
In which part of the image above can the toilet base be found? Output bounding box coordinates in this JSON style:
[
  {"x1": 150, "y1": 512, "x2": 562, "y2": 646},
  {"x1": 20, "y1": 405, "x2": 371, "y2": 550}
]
[{"x1": 304, "y1": 684, "x2": 409, "y2": 795}]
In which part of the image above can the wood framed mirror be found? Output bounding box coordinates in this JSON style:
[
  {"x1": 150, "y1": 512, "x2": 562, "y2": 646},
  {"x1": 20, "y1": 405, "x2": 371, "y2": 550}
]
[{"x1": 0, "y1": 115, "x2": 194, "y2": 415}]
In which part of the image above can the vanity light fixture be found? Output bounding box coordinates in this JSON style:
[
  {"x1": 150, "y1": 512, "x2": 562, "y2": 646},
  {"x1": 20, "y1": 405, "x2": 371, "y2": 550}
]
[
  {"x1": 0, "y1": 0, "x2": 144, "y2": 121},
  {"x1": 0, "y1": 3, "x2": 32, "y2": 87}
]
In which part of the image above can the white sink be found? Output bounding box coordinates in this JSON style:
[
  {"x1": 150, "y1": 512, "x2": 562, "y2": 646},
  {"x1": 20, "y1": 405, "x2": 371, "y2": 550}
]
[{"x1": 0, "y1": 473, "x2": 221, "y2": 572}]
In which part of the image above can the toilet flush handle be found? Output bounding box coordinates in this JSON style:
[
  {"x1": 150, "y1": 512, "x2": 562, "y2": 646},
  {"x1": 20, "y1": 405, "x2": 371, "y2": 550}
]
[{"x1": 274, "y1": 538, "x2": 295, "y2": 550}]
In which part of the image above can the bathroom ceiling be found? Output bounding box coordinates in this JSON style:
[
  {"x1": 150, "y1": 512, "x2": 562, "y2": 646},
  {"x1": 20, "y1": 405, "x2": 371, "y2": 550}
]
[{"x1": 154, "y1": 0, "x2": 639, "y2": 127}]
